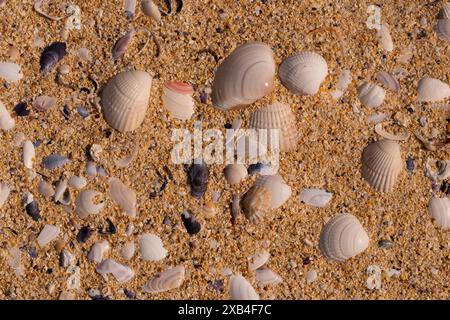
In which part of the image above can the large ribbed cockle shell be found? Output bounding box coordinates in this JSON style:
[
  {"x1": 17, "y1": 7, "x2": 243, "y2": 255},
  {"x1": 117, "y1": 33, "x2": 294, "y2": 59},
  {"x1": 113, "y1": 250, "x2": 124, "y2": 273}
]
[
  {"x1": 211, "y1": 42, "x2": 276, "y2": 110},
  {"x1": 278, "y1": 51, "x2": 328, "y2": 96},
  {"x1": 361, "y1": 139, "x2": 403, "y2": 192},
  {"x1": 229, "y1": 275, "x2": 259, "y2": 300},
  {"x1": 319, "y1": 214, "x2": 369, "y2": 262},
  {"x1": 428, "y1": 196, "x2": 450, "y2": 230},
  {"x1": 101, "y1": 70, "x2": 152, "y2": 132},
  {"x1": 249, "y1": 102, "x2": 299, "y2": 152},
  {"x1": 241, "y1": 185, "x2": 272, "y2": 223},
  {"x1": 143, "y1": 266, "x2": 185, "y2": 293}
]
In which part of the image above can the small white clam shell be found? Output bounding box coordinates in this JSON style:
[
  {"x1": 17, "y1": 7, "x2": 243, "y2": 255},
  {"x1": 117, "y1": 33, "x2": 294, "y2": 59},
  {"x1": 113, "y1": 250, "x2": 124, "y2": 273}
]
[
  {"x1": 255, "y1": 266, "x2": 283, "y2": 286},
  {"x1": 162, "y1": 81, "x2": 195, "y2": 120},
  {"x1": 377, "y1": 23, "x2": 394, "y2": 52},
  {"x1": 75, "y1": 190, "x2": 105, "y2": 219},
  {"x1": 88, "y1": 240, "x2": 110, "y2": 263},
  {"x1": 23, "y1": 140, "x2": 35, "y2": 170},
  {"x1": 319, "y1": 214, "x2": 369, "y2": 262},
  {"x1": 141, "y1": 0, "x2": 161, "y2": 22},
  {"x1": 0, "y1": 62, "x2": 23, "y2": 82},
  {"x1": 37, "y1": 224, "x2": 60, "y2": 247},
  {"x1": 121, "y1": 242, "x2": 135, "y2": 260},
  {"x1": 417, "y1": 77, "x2": 450, "y2": 102},
  {"x1": 255, "y1": 174, "x2": 291, "y2": 209},
  {"x1": 54, "y1": 179, "x2": 69, "y2": 205},
  {"x1": 108, "y1": 177, "x2": 137, "y2": 217},
  {"x1": 86, "y1": 161, "x2": 97, "y2": 177},
  {"x1": 224, "y1": 164, "x2": 247, "y2": 185},
  {"x1": 139, "y1": 233, "x2": 167, "y2": 261},
  {"x1": 299, "y1": 188, "x2": 332, "y2": 208},
  {"x1": 229, "y1": 275, "x2": 259, "y2": 300},
  {"x1": 96, "y1": 259, "x2": 134, "y2": 283},
  {"x1": 279, "y1": 51, "x2": 328, "y2": 96},
  {"x1": 0, "y1": 182, "x2": 11, "y2": 208},
  {"x1": 0, "y1": 100, "x2": 15, "y2": 131},
  {"x1": 248, "y1": 250, "x2": 270, "y2": 270},
  {"x1": 38, "y1": 180, "x2": 54, "y2": 197},
  {"x1": 357, "y1": 82, "x2": 386, "y2": 108},
  {"x1": 428, "y1": 197, "x2": 450, "y2": 230},
  {"x1": 68, "y1": 176, "x2": 87, "y2": 189},
  {"x1": 143, "y1": 266, "x2": 185, "y2": 293}
]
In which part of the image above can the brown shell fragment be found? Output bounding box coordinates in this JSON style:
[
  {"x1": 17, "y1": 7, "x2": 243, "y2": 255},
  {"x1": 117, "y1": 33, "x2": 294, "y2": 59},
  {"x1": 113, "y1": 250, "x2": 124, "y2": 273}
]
[{"x1": 241, "y1": 185, "x2": 272, "y2": 223}]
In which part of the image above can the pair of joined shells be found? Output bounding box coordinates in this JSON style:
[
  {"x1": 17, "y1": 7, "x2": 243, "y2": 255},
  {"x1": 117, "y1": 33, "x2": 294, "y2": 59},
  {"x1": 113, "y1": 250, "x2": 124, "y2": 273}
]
[
  {"x1": 428, "y1": 196, "x2": 450, "y2": 230},
  {"x1": 434, "y1": 3, "x2": 450, "y2": 42},
  {"x1": 143, "y1": 266, "x2": 185, "y2": 293},
  {"x1": 417, "y1": 77, "x2": 450, "y2": 103},
  {"x1": 357, "y1": 82, "x2": 386, "y2": 108},
  {"x1": 319, "y1": 214, "x2": 369, "y2": 262},
  {"x1": 162, "y1": 81, "x2": 195, "y2": 120},
  {"x1": 101, "y1": 70, "x2": 152, "y2": 132}
]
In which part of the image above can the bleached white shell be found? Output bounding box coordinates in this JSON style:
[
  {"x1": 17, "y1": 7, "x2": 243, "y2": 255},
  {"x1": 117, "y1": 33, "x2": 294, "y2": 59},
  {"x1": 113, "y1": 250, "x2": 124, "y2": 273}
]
[
  {"x1": 101, "y1": 70, "x2": 152, "y2": 132},
  {"x1": 0, "y1": 100, "x2": 15, "y2": 131},
  {"x1": 68, "y1": 176, "x2": 87, "y2": 189},
  {"x1": 75, "y1": 189, "x2": 105, "y2": 219},
  {"x1": 88, "y1": 240, "x2": 110, "y2": 263},
  {"x1": 0, "y1": 182, "x2": 11, "y2": 208},
  {"x1": 143, "y1": 266, "x2": 185, "y2": 293},
  {"x1": 108, "y1": 177, "x2": 137, "y2": 217},
  {"x1": 299, "y1": 188, "x2": 332, "y2": 208},
  {"x1": 248, "y1": 250, "x2": 270, "y2": 270},
  {"x1": 96, "y1": 259, "x2": 134, "y2": 283},
  {"x1": 22, "y1": 140, "x2": 35, "y2": 170},
  {"x1": 417, "y1": 77, "x2": 450, "y2": 102},
  {"x1": 212, "y1": 42, "x2": 275, "y2": 110},
  {"x1": 255, "y1": 174, "x2": 291, "y2": 209},
  {"x1": 357, "y1": 82, "x2": 386, "y2": 108},
  {"x1": 163, "y1": 81, "x2": 195, "y2": 120},
  {"x1": 224, "y1": 164, "x2": 247, "y2": 185},
  {"x1": 255, "y1": 267, "x2": 283, "y2": 286},
  {"x1": 229, "y1": 275, "x2": 259, "y2": 300},
  {"x1": 0, "y1": 62, "x2": 23, "y2": 82},
  {"x1": 141, "y1": 0, "x2": 161, "y2": 22},
  {"x1": 331, "y1": 69, "x2": 351, "y2": 100},
  {"x1": 319, "y1": 214, "x2": 369, "y2": 262},
  {"x1": 37, "y1": 224, "x2": 60, "y2": 247},
  {"x1": 121, "y1": 242, "x2": 135, "y2": 260},
  {"x1": 279, "y1": 51, "x2": 328, "y2": 96},
  {"x1": 428, "y1": 197, "x2": 450, "y2": 229},
  {"x1": 377, "y1": 24, "x2": 394, "y2": 52},
  {"x1": 139, "y1": 233, "x2": 167, "y2": 261},
  {"x1": 54, "y1": 179, "x2": 69, "y2": 205},
  {"x1": 361, "y1": 139, "x2": 403, "y2": 192}
]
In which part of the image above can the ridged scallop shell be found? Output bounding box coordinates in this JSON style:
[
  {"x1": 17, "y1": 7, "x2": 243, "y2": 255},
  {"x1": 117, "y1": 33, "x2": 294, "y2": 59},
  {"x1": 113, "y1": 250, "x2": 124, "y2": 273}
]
[
  {"x1": 88, "y1": 240, "x2": 110, "y2": 263},
  {"x1": 361, "y1": 139, "x2": 403, "y2": 192},
  {"x1": 417, "y1": 77, "x2": 450, "y2": 102},
  {"x1": 255, "y1": 267, "x2": 283, "y2": 286},
  {"x1": 224, "y1": 164, "x2": 247, "y2": 185},
  {"x1": 139, "y1": 233, "x2": 167, "y2": 261},
  {"x1": 241, "y1": 185, "x2": 272, "y2": 223},
  {"x1": 319, "y1": 214, "x2": 369, "y2": 262},
  {"x1": 249, "y1": 102, "x2": 299, "y2": 152},
  {"x1": 0, "y1": 182, "x2": 11, "y2": 208},
  {"x1": 143, "y1": 266, "x2": 185, "y2": 293},
  {"x1": 229, "y1": 275, "x2": 259, "y2": 300},
  {"x1": 279, "y1": 52, "x2": 328, "y2": 96},
  {"x1": 162, "y1": 81, "x2": 195, "y2": 120},
  {"x1": 75, "y1": 190, "x2": 105, "y2": 219},
  {"x1": 428, "y1": 197, "x2": 450, "y2": 229},
  {"x1": 108, "y1": 177, "x2": 137, "y2": 217},
  {"x1": 37, "y1": 224, "x2": 60, "y2": 247},
  {"x1": 299, "y1": 188, "x2": 332, "y2": 208},
  {"x1": 211, "y1": 42, "x2": 275, "y2": 110},
  {"x1": 357, "y1": 82, "x2": 386, "y2": 108},
  {"x1": 255, "y1": 174, "x2": 291, "y2": 209},
  {"x1": 96, "y1": 259, "x2": 134, "y2": 283},
  {"x1": 101, "y1": 70, "x2": 152, "y2": 132},
  {"x1": 248, "y1": 250, "x2": 270, "y2": 270},
  {"x1": 0, "y1": 100, "x2": 15, "y2": 131},
  {"x1": 434, "y1": 11, "x2": 450, "y2": 41}
]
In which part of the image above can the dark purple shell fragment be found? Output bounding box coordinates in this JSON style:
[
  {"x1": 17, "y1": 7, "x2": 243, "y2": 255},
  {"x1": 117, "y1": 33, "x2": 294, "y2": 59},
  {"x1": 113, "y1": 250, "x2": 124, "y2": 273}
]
[
  {"x1": 188, "y1": 161, "x2": 208, "y2": 198},
  {"x1": 181, "y1": 210, "x2": 201, "y2": 235},
  {"x1": 40, "y1": 42, "x2": 67, "y2": 73}
]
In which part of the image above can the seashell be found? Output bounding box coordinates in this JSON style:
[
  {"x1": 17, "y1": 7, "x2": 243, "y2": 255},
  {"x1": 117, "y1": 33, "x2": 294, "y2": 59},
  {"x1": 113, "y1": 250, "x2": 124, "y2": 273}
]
[
  {"x1": 34, "y1": 0, "x2": 64, "y2": 21},
  {"x1": 224, "y1": 164, "x2": 247, "y2": 185},
  {"x1": 162, "y1": 81, "x2": 195, "y2": 120},
  {"x1": 121, "y1": 242, "x2": 135, "y2": 260},
  {"x1": 38, "y1": 180, "x2": 54, "y2": 197},
  {"x1": 200, "y1": 200, "x2": 216, "y2": 218},
  {"x1": 211, "y1": 42, "x2": 275, "y2": 110},
  {"x1": 40, "y1": 42, "x2": 67, "y2": 74},
  {"x1": 108, "y1": 177, "x2": 137, "y2": 217},
  {"x1": 75, "y1": 190, "x2": 105, "y2": 219},
  {"x1": 0, "y1": 100, "x2": 15, "y2": 131},
  {"x1": 425, "y1": 159, "x2": 450, "y2": 182},
  {"x1": 33, "y1": 95, "x2": 56, "y2": 112},
  {"x1": 88, "y1": 240, "x2": 110, "y2": 263},
  {"x1": 229, "y1": 275, "x2": 259, "y2": 300},
  {"x1": 25, "y1": 200, "x2": 41, "y2": 221},
  {"x1": 54, "y1": 179, "x2": 70, "y2": 205},
  {"x1": 231, "y1": 194, "x2": 240, "y2": 222},
  {"x1": 279, "y1": 51, "x2": 328, "y2": 96},
  {"x1": 306, "y1": 270, "x2": 318, "y2": 284},
  {"x1": 376, "y1": 71, "x2": 400, "y2": 93},
  {"x1": 331, "y1": 69, "x2": 351, "y2": 100},
  {"x1": 357, "y1": 82, "x2": 386, "y2": 108},
  {"x1": 139, "y1": 233, "x2": 167, "y2": 261},
  {"x1": 255, "y1": 267, "x2": 283, "y2": 286},
  {"x1": 299, "y1": 188, "x2": 332, "y2": 208},
  {"x1": 124, "y1": 0, "x2": 137, "y2": 18},
  {"x1": 254, "y1": 174, "x2": 291, "y2": 209},
  {"x1": 188, "y1": 160, "x2": 209, "y2": 198},
  {"x1": 9, "y1": 246, "x2": 24, "y2": 277},
  {"x1": 37, "y1": 224, "x2": 60, "y2": 247},
  {"x1": 248, "y1": 250, "x2": 270, "y2": 270},
  {"x1": 249, "y1": 102, "x2": 299, "y2": 152},
  {"x1": 417, "y1": 77, "x2": 450, "y2": 102},
  {"x1": 42, "y1": 154, "x2": 70, "y2": 170},
  {"x1": 377, "y1": 23, "x2": 394, "y2": 52},
  {"x1": 86, "y1": 161, "x2": 97, "y2": 177},
  {"x1": 141, "y1": 0, "x2": 161, "y2": 22},
  {"x1": 319, "y1": 214, "x2": 369, "y2": 262},
  {"x1": 77, "y1": 48, "x2": 91, "y2": 62},
  {"x1": 0, "y1": 62, "x2": 23, "y2": 82},
  {"x1": 101, "y1": 70, "x2": 152, "y2": 132},
  {"x1": 361, "y1": 139, "x2": 403, "y2": 192},
  {"x1": 241, "y1": 185, "x2": 271, "y2": 223},
  {"x1": 115, "y1": 143, "x2": 139, "y2": 168},
  {"x1": 0, "y1": 182, "x2": 11, "y2": 208},
  {"x1": 434, "y1": 19, "x2": 450, "y2": 41},
  {"x1": 22, "y1": 140, "x2": 35, "y2": 170},
  {"x1": 428, "y1": 197, "x2": 450, "y2": 229},
  {"x1": 181, "y1": 210, "x2": 201, "y2": 235},
  {"x1": 112, "y1": 29, "x2": 136, "y2": 61},
  {"x1": 143, "y1": 266, "x2": 186, "y2": 293},
  {"x1": 374, "y1": 122, "x2": 409, "y2": 141},
  {"x1": 68, "y1": 176, "x2": 87, "y2": 189},
  {"x1": 96, "y1": 259, "x2": 134, "y2": 283},
  {"x1": 12, "y1": 132, "x2": 26, "y2": 147}
]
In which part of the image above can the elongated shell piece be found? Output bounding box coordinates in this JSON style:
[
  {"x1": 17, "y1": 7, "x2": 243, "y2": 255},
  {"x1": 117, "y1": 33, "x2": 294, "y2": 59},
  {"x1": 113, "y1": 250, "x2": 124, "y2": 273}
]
[
  {"x1": 23, "y1": 140, "x2": 35, "y2": 169},
  {"x1": 88, "y1": 240, "x2": 110, "y2": 263},
  {"x1": 112, "y1": 29, "x2": 136, "y2": 61},
  {"x1": 143, "y1": 266, "x2": 185, "y2": 293},
  {"x1": 357, "y1": 82, "x2": 386, "y2": 108},
  {"x1": 255, "y1": 267, "x2": 283, "y2": 286},
  {"x1": 54, "y1": 179, "x2": 70, "y2": 205},
  {"x1": 299, "y1": 188, "x2": 332, "y2": 208},
  {"x1": 139, "y1": 233, "x2": 167, "y2": 261},
  {"x1": 417, "y1": 77, "x2": 450, "y2": 102},
  {"x1": 428, "y1": 197, "x2": 450, "y2": 229},
  {"x1": 96, "y1": 259, "x2": 134, "y2": 283},
  {"x1": 101, "y1": 70, "x2": 152, "y2": 132},
  {"x1": 163, "y1": 81, "x2": 195, "y2": 120},
  {"x1": 108, "y1": 177, "x2": 137, "y2": 217},
  {"x1": 121, "y1": 242, "x2": 135, "y2": 260},
  {"x1": 141, "y1": 0, "x2": 161, "y2": 22},
  {"x1": 0, "y1": 100, "x2": 15, "y2": 131},
  {"x1": 37, "y1": 224, "x2": 60, "y2": 247},
  {"x1": 75, "y1": 190, "x2": 105, "y2": 219},
  {"x1": 377, "y1": 24, "x2": 394, "y2": 52},
  {"x1": 361, "y1": 139, "x2": 403, "y2": 192},
  {"x1": 331, "y1": 69, "x2": 351, "y2": 100},
  {"x1": 376, "y1": 71, "x2": 400, "y2": 93},
  {"x1": 319, "y1": 214, "x2": 369, "y2": 262},
  {"x1": 124, "y1": 0, "x2": 137, "y2": 18},
  {"x1": 279, "y1": 51, "x2": 328, "y2": 96},
  {"x1": 249, "y1": 102, "x2": 298, "y2": 152},
  {"x1": 229, "y1": 275, "x2": 259, "y2": 300},
  {"x1": 224, "y1": 164, "x2": 247, "y2": 185},
  {"x1": 255, "y1": 174, "x2": 291, "y2": 209},
  {"x1": 38, "y1": 180, "x2": 54, "y2": 197},
  {"x1": 68, "y1": 176, "x2": 87, "y2": 189},
  {"x1": 241, "y1": 185, "x2": 271, "y2": 223},
  {"x1": 0, "y1": 62, "x2": 23, "y2": 82},
  {"x1": 211, "y1": 42, "x2": 275, "y2": 110},
  {"x1": 0, "y1": 182, "x2": 11, "y2": 208},
  {"x1": 248, "y1": 250, "x2": 270, "y2": 270},
  {"x1": 33, "y1": 95, "x2": 56, "y2": 112}
]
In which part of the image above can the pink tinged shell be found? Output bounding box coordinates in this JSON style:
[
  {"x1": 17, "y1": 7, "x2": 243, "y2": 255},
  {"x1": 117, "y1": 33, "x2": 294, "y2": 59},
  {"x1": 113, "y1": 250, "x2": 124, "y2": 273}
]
[
  {"x1": 417, "y1": 77, "x2": 450, "y2": 102},
  {"x1": 255, "y1": 174, "x2": 291, "y2": 209},
  {"x1": 108, "y1": 177, "x2": 137, "y2": 217},
  {"x1": 229, "y1": 275, "x2": 259, "y2": 300},
  {"x1": 428, "y1": 197, "x2": 450, "y2": 230},
  {"x1": 357, "y1": 82, "x2": 385, "y2": 108},
  {"x1": 75, "y1": 190, "x2": 105, "y2": 219},
  {"x1": 211, "y1": 42, "x2": 276, "y2": 110},
  {"x1": 112, "y1": 29, "x2": 136, "y2": 60},
  {"x1": 376, "y1": 71, "x2": 400, "y2": 93},
  {"x1": 124, "y1": 0, "x2": 137, "y2": 18},
  {"x1": 33, "y1": 95, "x2": 56, "y2": 112},
  {"x1": 162, "y1": 81, "x2": 195, "y2": 120},
  {"x1": 96, "y1": 259, "x2": 134, "y2": 283},
  {"x1": 37, "y1": 224, "x2": 60, "y2": 247},
  {"x1": 143, "y1": 266, "x2": 186, "y2": 293},
  {"x1": 319, "y1": 214, "x2": 369, "y2": 262},
  {"x1": 38, "y1": 180, "x2": 54, "y2": 197},
  {"x1": 101, "y1": 70, "x2": 152, "y2": 132},
  {"x1": 121, "y1": 242, "x2": 135, "y2": 260},
  {"x1": 139, "y1": 233, "x2": 167, "y2": 261},
  {"x1": 0, "y1": 62, "x2": 23, "y2": 82},
  {"x1": 255, "y1": 267, "x2": 283, "y2": 286},
  {"x1": 88, "y1": 240, "x2": 110, "y2": 263}
]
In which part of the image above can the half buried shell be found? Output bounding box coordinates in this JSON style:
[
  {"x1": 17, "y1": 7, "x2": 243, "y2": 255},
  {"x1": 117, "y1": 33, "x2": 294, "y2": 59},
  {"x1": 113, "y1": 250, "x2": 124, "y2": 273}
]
[{"x1": 162, "y1": 81, "x2": 195, "y2": 120}]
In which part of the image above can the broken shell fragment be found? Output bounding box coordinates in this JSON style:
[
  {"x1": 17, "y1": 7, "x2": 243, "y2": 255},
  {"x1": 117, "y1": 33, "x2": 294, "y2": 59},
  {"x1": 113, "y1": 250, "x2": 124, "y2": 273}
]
[
  {"x1": 121, "y1": 242, "x2": 135, "y2": 260},
  {"x1": 108, "y1": 177, "x2": 137, "y2": 217},
  {"x1": 0, "y1": 182, "x2": 11, "y2": 208},
  {"x1": 141, "y1": 0, "x2": 161, "y2": 22},
  {"x1": 88, "y1": 240, "x2": 110, "y2": 263},
  {"x1": 75, "y1": 190, "x2": 105, "y2": 219},
  {"x1": 299, "y1": 188, "x2": 332, "y2": 208},
  {"x1": 163, "y1": 81, "x2": 195, "y2": 120},
  {"x1": 37, "y1": 224, "x2": 60, "y2": 247},
  {"x1": 255, "y1": 267, "x2": 283, "y2": 286},
  {"x1": 331, "y1": 69, "x2": 351, "y2": 100},
  {"x1": 229, "y1": 275, "x2": 259, "y2": 300},
  {"x1": 434, "y1": 4, "x2": 450, "y2": 41},
  {"x1": 181, "y1": 210, "x2": 201, "y2": 235},
  {"x1": 248, "y1": 250, "x2": 270, "y2": 270},
  {"x1": 42, "y1": 154, "x2": 70, "y2": 170},
  {"x1": 254, "y1": 174, "x2": 291, "y2": 209},
  {"x1": 377, "y1": 23, "x2": 394, "y2": 52},
  {"x1": 428, "y1": 196, "x2": 450, "y2": 229},
  {"x1": 54, "y1": 179, "x2": 70, "y2": 205},
  {"x1": 376, "y1": 71, "x2": 400, "y2": 93},
  {"x1": 417, "y1": 77, "x2": 450, "y2": 102},
  {"x1": 374, "y1": 122, "x2": 409, "y2": 141},
  {"x1": 23, "y1": 140, "x2": 35, "y2": 170},
  {"x1": 0, "y1": 100, "x2": 15, "y2": 131},
  {"x1": 319, "y1": 214, "x2": 369, "y2": 262},
  {"x1": 96, "y1": 259, "x2": 134, "y2": 283},
  {"x1": 34, "y1": 0, "x2": 64, "y2": 21},
  {"x1": 0, "y1": 62, "x2": 23, "y2": 82},
  {"x1": 241, "y1": 185, "x2": 272, "y2": 223},
  {"x1": 224, "y1": 164, "x2": 247, "y2": 185},
  {"x1": 33, "y1": 95, "x2": 56, "y2": 112},
  {"x1": 425, "y1": 159, "x2": 450, "y2": 182},
  {"x1": 357, "y1": 82, "x2": 386, "y2": 108},
  {"x1": 139, "y1": 233, "x2": 167, "y2": 261},
  {"x1": 143, "y1": 266, "x2": 185, "y2": 293},
  {"x1": 40, "y1": 42, "x2": 67, "y2": 74},
  {"x1": 112, "y1": 29, "x2": 136, "y2": 61},
  {"x1": 38, "y1": 180, "x2": 55, "y2": 197},
  {"x1": 68, "y1": 176, "x2": 87, "y2": 189}
]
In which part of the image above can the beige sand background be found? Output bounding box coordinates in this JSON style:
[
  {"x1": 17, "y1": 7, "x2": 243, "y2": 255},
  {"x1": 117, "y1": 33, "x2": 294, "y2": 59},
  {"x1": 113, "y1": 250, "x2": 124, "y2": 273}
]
[{"x1": 0, "y1": 0, "x2": 449, "y2": 299}]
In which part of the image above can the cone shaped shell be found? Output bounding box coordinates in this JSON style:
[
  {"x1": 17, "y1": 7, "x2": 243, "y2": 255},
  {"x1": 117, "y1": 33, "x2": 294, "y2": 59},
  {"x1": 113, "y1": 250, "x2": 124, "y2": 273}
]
[
  {"x1": 417, "y1": 77, "x2": 450, "y2": 102},
  {"x1": 279, "y1": 52, "x2": 328, "y2": 96},
  {"x1": 163, "y1": 81, "x2": 195, "y2": 120},
  {"x1": 319, "y1": 214, "x2": 369, "y2": 262},
  {"x1": 143, "y1": 266, "x2": 185, "y2": 293},
  {"x1": 361, "y1": 140, "x2": 402, "y2": 192},
  {"x1": 428, "y1": 197, "x2": 450, "y2": 229},
  {"x1": 229, "y1": 275, "x2": 259, "y2": 300},
  {"x1": 101, "y1": 70, "x2": 152, "y2": 132},
  {"x1": 241, "y1": 185, "x2": 272, "y2": 223},
  {"x1": 211, "y1": 42, "x2": 275, "y2": 110},
  {"x1": 255, "y1": 174, "x2": 291, "y2": 209}
]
